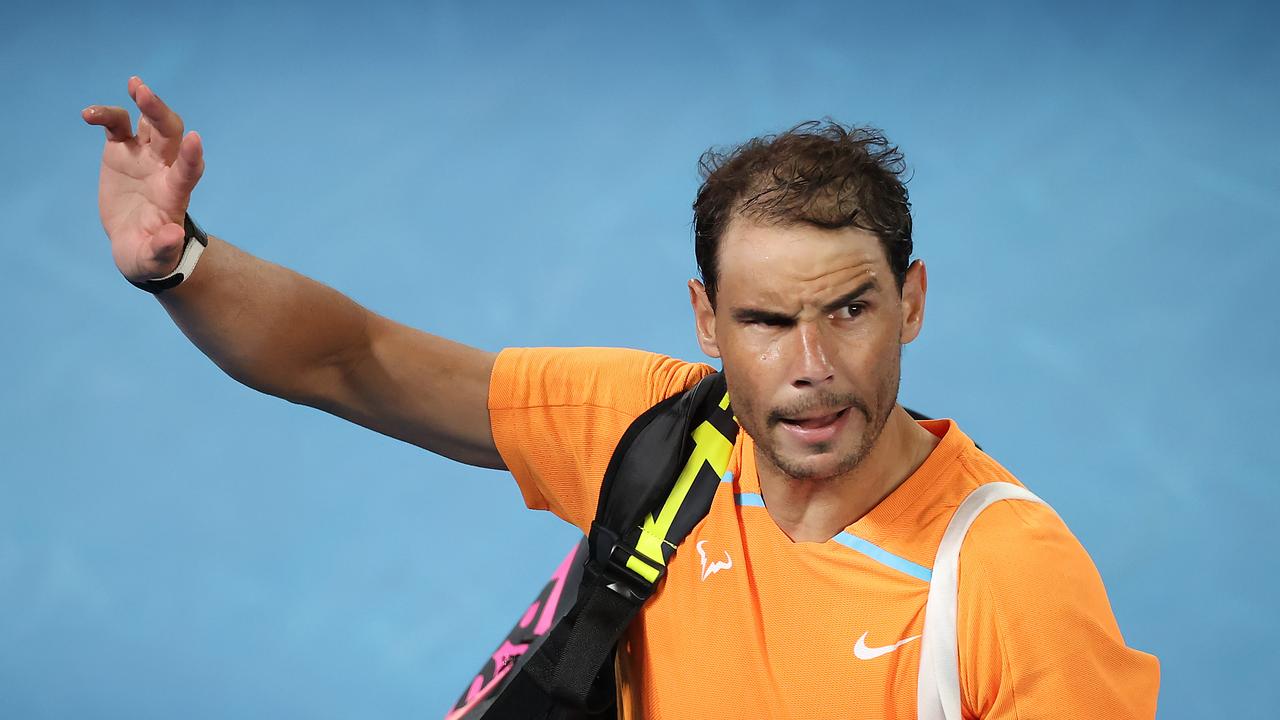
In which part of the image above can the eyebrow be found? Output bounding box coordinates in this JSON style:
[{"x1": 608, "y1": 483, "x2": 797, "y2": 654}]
[
  {"x1": 820, "y1": 280, "x2": 879, "y2": 314},
  {"x1": 730, "y1": 307, "x2": 795, "y2": 325},
  {"x1": 729, "y1": 280, "x2": 880, "y2": 325}
]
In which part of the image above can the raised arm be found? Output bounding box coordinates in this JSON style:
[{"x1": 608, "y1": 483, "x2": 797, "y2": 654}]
[{"x1": 83, "y1": 77, "x2": 504, "y2": 469}]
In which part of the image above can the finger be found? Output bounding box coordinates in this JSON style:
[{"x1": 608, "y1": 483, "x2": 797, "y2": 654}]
[
  {"x1": 166, "y1": 131, "x2": 205, "y2": 197},
  {"x1": 128, "y1": 75, "x2": 142, "y2": 100},
  {"x1": 134, "y1": 81, "x2": 184, "y2": 157},
  {"x1": 82, "y1": 105, "x2": 134, "y2": 142},
  {"x1": 137, "y1": 115, "x2": 153, "y2": 145}
]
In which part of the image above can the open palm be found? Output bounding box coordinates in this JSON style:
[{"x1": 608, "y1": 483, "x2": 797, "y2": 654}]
[{"x1": 83, "y1": 76, "x2": 205, "y2": 282}]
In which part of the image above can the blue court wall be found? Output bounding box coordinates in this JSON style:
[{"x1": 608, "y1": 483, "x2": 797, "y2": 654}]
[{"x1": 1, "y1": 1, "x2": 1276, "y2": 717}]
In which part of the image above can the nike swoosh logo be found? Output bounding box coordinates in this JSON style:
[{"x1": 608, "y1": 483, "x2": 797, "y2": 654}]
[{"x1": 853, "y1": 631, "x2": 921, "y2": 660}]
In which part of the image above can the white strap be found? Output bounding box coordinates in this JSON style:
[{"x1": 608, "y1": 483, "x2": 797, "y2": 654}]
[
  {"x1": 149, "y1": 231, "x2": 206, "y2": 282},
  {"x1": 916, "y1": 482, "x2": 1054, "y2": 720}
]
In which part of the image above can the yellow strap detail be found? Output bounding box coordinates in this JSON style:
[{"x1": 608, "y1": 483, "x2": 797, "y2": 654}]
[{"x1": 625, "y1": 419, "x2": 735, "y2": 581}]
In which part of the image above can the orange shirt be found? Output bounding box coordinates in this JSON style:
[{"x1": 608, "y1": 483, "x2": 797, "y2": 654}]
[{"x1": 489, "y1": 347, "x2": 1160, "y2": 719}]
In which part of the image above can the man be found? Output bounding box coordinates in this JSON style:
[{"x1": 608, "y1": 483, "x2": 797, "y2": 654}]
[{"x1": 83, "y1": 77, "x2": 1159, "y2": 718}]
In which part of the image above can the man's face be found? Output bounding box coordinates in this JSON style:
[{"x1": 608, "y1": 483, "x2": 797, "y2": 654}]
[{"x1": 689, "y1": 218, "x2": 927, "y2": 482}]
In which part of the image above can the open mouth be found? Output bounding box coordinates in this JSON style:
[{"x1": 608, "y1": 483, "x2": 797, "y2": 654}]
[{"x1": 778, "y1": 407, "x2": 850, "y2": 430}]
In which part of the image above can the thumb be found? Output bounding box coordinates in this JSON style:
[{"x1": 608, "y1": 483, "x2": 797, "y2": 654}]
[{"x1": 144, "y1": 221, "x2": 187, "y2": 277}]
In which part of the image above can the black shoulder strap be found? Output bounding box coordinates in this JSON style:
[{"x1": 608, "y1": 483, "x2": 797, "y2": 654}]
[
  {"x1": 591, "y1": 372, "x2": 736, "y2": 593},
  {"x1": 480, "y1": 372, "x2": 736, "y2": 719}
]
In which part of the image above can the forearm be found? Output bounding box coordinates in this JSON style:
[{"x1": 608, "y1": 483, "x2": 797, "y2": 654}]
[
  {"x1": 156, "y1": 235, "x2": 368, "y2": 403},
  {"x1": 87, "y1": 79, "x2": 500, "y2": 464}
]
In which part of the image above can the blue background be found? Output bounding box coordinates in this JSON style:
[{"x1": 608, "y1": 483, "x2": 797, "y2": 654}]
[{"x1": 2, "y1": 0, "x2": 1276, "y2": 717}]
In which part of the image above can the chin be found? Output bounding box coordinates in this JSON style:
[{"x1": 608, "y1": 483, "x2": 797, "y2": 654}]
[
  {"x1": 766, "y1": 443, "x2": 867, "y2": 483},
  {"x1": 760, "y1": 416, "x2": 867, "y2": 474}
]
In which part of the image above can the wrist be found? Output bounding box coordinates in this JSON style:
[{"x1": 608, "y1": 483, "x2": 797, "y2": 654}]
[{"x1": 131, "y1": 214, "x2": 209, "y2": 294}]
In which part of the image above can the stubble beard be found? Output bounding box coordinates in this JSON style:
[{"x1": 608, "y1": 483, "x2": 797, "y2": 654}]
[{"x1": 735, "y1": 353, "x2": 902, "y2": 484}]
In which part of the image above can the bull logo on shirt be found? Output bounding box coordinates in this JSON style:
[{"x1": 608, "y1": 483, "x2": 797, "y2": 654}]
[{"x1": 696, "y1": 540, "x2": 733, "y2": 580}]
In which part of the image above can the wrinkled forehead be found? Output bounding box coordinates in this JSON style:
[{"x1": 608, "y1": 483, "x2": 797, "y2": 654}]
[{"x1": 716, "y1": 218, "x2": 890, "y2": 304}]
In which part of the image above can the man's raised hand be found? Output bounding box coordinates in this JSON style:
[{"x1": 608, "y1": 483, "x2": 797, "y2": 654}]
[{"x1": 82, "y1": 77, "x2": 206, "y2": 284}]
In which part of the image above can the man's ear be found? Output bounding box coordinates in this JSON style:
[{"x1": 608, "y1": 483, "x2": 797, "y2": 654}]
[
  {"x1": 688, "y1": 279, "x2": 721, "y2": 358},
  {"x1": 899, "y1": 259, "x2": 927, "y2": 344}
]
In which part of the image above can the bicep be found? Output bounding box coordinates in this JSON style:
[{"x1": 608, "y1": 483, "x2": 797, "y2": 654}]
[{"x1": 296, "y1": 310, "x2": 505, "y2": 469}]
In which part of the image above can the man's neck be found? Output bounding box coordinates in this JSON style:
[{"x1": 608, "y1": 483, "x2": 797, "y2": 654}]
[{"x1": 756, "y1": 406, "x2": 941, "y2": 543}]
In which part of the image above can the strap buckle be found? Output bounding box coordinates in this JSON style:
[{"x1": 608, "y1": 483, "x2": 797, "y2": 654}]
[{"x1": 600, "y1": 540, "x2": 664, "y2": 604}]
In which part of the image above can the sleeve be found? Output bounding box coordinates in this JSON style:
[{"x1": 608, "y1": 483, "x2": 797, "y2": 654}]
[
  {"x1": 956, "y1": 499, "x2": 1161, "y2": 719},
  {"x1": 487, "y1": 347, "x2": 716, "y2": 534}
]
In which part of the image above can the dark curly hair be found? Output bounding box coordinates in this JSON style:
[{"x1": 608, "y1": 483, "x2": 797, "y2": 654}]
[{"x1": 693, "y1": 120, "x2": 913, "y2": 306}]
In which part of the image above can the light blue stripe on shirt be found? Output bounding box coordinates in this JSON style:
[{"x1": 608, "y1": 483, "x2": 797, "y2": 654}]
[
  {"x1": 723, "y1": 470, "x2": 931, "y2": 581},
  {"x1": 833, "y1": 532, "x2": 933, "y2": 582}
]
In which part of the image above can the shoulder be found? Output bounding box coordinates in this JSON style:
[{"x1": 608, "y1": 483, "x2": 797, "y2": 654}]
[
  {"x1": 951, "y1": 446, "x2": 1099, "y2": 604},
  {"x1": 951, "y1": 450, "x2": 1102, "y2": 614},
  {"x1": 960, "y1": 491, "x2": 1103, "y2": 602},
  {"x1": 489, "y1": 346, "x2": 715, "y2": 415},
  {"x1": 486, "y1": 348, "x2": 716, "y2": 529}
]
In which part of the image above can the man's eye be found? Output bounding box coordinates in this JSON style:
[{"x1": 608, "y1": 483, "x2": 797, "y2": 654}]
[
  {"x1": 831, "y1": 304, "x2": 865, "y2": 320},
  {"x1": 744, "y1": 316, "x2": 791, "y2": 328}
]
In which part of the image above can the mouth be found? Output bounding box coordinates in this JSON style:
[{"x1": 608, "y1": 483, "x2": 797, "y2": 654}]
[
  {"x1": 780, "y1": 407, "x2": 849, "y2": 427},
  {"x1": 776, "y1": 407, "x2": 852, "y2": 444}
]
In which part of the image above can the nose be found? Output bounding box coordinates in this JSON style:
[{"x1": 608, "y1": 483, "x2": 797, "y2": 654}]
[{"x1": 790, "y1": 321, "x2": 835, "y2": 387}]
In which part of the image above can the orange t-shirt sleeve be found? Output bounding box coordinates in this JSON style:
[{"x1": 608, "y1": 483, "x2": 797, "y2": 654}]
[
  {"x1": 487, "y1": 347, "x2": 716, "y2": 534},
  {"x1": 957, "y1": 499, "x2": 1161, "y2": 719}
]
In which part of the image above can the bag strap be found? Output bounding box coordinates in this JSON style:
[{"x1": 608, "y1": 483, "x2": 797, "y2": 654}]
[
  {"x1": 916, "y1": 481, "x2": 1054, "y2": 720},
  {"x1": 481, "y1": 372, "x2": 736, "y2": 718},
  {"x1": 591, "y1": 372, "x2": 736, "y2": 591}
]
